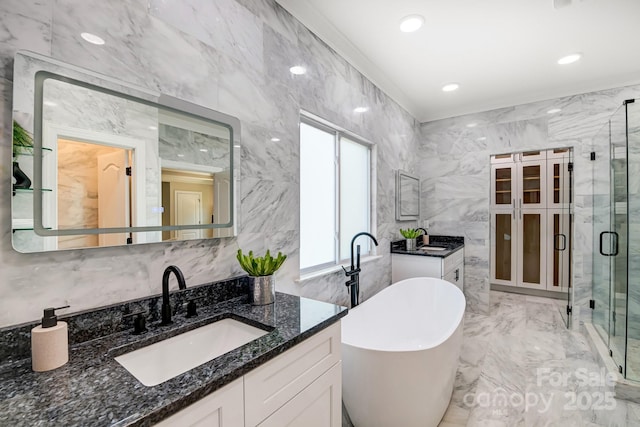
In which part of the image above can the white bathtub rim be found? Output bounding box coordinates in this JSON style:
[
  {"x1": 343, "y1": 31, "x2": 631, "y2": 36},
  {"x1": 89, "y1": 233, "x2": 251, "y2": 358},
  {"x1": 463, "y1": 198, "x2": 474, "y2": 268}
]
[{"x1": 341, "y1": 277, "x2": 465, "y2": 352}]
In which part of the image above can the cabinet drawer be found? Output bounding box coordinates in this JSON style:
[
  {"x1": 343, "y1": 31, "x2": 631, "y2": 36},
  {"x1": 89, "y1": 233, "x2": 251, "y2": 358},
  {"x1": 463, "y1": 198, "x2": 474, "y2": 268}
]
[
  {"x1": 244, "y1": 322, "x2": 341, "y2": 427},
  {"x1": 443, "y1": 249, "x2": 464, "y2": 274}
]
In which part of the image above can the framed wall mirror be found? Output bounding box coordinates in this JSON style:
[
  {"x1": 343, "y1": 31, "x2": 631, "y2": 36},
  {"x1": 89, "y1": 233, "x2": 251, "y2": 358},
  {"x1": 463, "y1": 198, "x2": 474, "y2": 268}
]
[
  {"x1": 395, "y1": 170, "x2": 420, "y2": 221},
  {"x1": 12, "y1": 51, "x2": 239, "y2": 253}
]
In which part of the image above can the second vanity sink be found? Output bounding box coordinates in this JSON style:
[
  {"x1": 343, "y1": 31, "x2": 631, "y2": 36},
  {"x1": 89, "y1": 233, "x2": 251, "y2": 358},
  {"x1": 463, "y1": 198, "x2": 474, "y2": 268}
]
[
  {"x1": 420, "y1": 246, "x2": 447, "y2": 252},
  {"x1": 115, "y1": 318, "x2": 269, "y2": 386}
]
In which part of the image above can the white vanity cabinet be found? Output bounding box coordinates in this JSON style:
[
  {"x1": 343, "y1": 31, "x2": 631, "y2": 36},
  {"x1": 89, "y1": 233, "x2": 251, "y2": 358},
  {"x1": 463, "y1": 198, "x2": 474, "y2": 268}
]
[
  {"x1": 154, "y1": 322, "x2": 342, "y2": 427},
  {"x1": 391, "y1": 249, "x2": 464, "y2": 291}
]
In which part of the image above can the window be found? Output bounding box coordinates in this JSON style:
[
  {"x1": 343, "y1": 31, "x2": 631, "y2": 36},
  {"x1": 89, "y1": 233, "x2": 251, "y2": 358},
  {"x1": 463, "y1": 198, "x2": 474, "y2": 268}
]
[{"x1": 299, "y1": 116, "x2": 373, "y2": 274}]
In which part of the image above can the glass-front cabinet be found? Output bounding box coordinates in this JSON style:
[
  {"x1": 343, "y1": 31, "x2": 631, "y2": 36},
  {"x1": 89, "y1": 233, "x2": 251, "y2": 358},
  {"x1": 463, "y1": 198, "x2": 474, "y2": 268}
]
[{"x1": 490, "y1": 148, "x2": 573, "y2": 294}]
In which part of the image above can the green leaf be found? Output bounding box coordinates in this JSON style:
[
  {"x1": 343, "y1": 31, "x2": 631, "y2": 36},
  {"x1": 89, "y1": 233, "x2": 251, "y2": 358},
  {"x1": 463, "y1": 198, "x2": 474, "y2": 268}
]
[{"x1": 236, "y1": 248, "x2": 288, "y2": 276}]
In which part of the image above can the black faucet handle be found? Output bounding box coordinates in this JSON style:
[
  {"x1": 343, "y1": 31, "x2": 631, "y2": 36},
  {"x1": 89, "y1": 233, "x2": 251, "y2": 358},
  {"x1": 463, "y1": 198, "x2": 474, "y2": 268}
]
[{"x1": 122, "y1": 310, "x2": 148, "y2": 335}]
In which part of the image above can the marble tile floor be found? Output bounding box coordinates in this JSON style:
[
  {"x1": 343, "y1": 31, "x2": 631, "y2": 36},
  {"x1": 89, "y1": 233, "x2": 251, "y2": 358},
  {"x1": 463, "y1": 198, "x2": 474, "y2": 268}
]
[
  {"x1": 438, "y1": 290, "x2": 640, "y2": 427},
  {"x1": 341, "y1": 290, "x2": 640, "y2": 426}
]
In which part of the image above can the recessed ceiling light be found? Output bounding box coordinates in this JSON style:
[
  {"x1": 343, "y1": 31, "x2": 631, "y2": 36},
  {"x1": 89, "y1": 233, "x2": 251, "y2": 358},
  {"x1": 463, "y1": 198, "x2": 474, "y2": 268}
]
[
  {"x1": 270, "y1": 137, "x2": 281, "y2": 142},
  {"x1": 557, "y1": 53, "x2": 581, "y2": 65},
  {"x1": 466, "y1": 123, "x2": 478, "y2": 128},
  {"x1": 43, "y1": 101, "x2": 57, "y2": 107},
  {"x1": 399, "y1": 15, "x2": 424, "y2": 33},
  {"x1": 547, "y1": 108, "x2": 562, "y2": 114},
  {"x1": 177, "y1": 154, "x2": 185, "y2": 157},
  {"x1": 289, "y1": 65, "x2": 306, "y2": 75},
  {"x1": 148, "y1": 125, "x2": 158, "y2": 130},
  {"x1": 354, "y1": 107, "x2": 369, "y2": 113},
  {"x1": 80, "y1": 32, "x2": 105, "y2": 45},
  {"x1": 477, "y1": 136, "x2": 487, "y2": 141},
  {"x1": 234, "y1": 145, "x2": 241, "y2": 148},
  {"x1": 199, "y1": 148, "x2": 208, "y2": 152},
  {"x1": 442, "y1": 83, "x2": 459, "y2": 92}
]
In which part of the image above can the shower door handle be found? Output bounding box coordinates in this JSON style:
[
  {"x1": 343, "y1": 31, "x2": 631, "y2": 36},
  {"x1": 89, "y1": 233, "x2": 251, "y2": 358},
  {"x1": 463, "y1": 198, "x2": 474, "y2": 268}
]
[
  {"x1": 554, "y1": 234, "x2": 567, "y2": 251},
  {"x1": 599, "y1": 231, "x2": 619, "y2": 256}
]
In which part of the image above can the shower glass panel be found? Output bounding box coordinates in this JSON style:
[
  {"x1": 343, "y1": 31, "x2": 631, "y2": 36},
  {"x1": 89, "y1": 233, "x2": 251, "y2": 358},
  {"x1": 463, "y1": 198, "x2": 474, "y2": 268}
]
[
  {"x1": 592, "y1": 120, "x2": 612, "y2": 345},
  {"x1": 592, "y1": 99, "x2": 639, "y2": 380},
  {"x1": 626, "y1": 100, "x2": 640, "y2": 381},
  {"x1": 609, "y1": 106, "x2": 628, "y2": 373}
]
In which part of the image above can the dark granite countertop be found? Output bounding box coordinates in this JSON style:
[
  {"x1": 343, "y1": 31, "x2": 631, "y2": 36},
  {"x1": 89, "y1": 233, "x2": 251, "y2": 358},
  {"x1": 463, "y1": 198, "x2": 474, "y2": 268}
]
[
  {"x1": 0, "y1": 278, "x2": 347, "y2": 427},
  {"x1": 390, "y1": 235, "x2": 464, "y2": 258}
]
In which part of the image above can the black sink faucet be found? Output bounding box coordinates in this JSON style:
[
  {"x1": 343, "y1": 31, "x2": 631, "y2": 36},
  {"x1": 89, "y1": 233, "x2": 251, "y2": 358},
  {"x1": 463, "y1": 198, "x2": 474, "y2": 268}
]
[
  {"x1": 343, "y1": 232, "x2": 379, "y2": 308},
  {"x1": 161, "y1": 265, "x2": 186, "y2": 325}
]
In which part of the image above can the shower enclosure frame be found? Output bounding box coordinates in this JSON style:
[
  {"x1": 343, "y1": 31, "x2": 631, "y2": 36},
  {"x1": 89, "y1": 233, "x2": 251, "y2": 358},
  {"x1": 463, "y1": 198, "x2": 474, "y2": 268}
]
[{"x1": 592, "y1": 98, "x2": 637, "y2": 380}]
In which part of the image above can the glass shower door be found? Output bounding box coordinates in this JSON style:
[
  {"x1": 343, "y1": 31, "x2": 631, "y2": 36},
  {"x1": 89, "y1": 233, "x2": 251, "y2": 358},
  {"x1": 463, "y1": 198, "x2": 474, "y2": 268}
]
[
  {"x1": 609, "y1": 107, "x2": 628, "y2": 374},
  {"x1": 624, "y1": 100, "x2": 639, "y2": 381},
  {"x1": 592, "y1": 119, "x2": 612, "y2": 346}
]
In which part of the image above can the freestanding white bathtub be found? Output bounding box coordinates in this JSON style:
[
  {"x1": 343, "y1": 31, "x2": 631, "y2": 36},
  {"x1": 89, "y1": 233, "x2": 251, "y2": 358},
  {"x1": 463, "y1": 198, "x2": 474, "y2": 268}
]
[{"x1": 341, "y1": 277, "x2": 465, "y2": 427}]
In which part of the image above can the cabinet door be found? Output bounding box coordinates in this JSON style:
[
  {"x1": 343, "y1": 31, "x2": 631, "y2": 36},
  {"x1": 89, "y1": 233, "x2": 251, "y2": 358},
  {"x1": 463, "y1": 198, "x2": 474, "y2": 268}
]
[
  {"x1": 490, "y1": 152, "x2": 516, "y2": 164},
  {"x1": 517, "y1": 159, "x2": 546, "y2": 209},
  {"x1": 244, "y1": 323, "x2": 341, "y2": 427},
  {"x1": 517, "y1": 208, "x2": 547, "y2": 290},
  {"x1": 519, "y1": 150, "x2": 547, "y2": 162},
  {"x1": 547, "y1": 150, "x2": 572, "y2": 209},
  {"x1": 257, "y1": 362, "x2": 341, "y2": 427},
  {"x1": 546, "y1": 209, "x2": 571, "y2": 292},
  {"x1": 490, "y1": 163, "x2": 516, "y2": 209},
  {"x1": 490, "y1": 211, "x2": 517, "y2": 286},
  {"x1": 443, "y1": 263, "x2": 464, "y2": 291},
  {"x1": 154, "y1": 377, "x2": 244, "y2": 427}
]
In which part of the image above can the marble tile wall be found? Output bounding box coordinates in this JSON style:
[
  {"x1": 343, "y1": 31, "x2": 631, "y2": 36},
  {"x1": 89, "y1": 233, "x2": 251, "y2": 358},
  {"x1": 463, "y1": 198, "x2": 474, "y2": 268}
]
[
  {"x1": 419, "y1": 85, "x2": 640, "y2": 325},
  {"x1": 0, "y1": 0, "x2": 420, "y2": 327}
]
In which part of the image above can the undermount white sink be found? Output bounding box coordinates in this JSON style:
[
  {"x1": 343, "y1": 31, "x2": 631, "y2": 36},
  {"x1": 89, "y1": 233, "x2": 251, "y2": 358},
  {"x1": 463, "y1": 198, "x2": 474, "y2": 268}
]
[
  {"x1": 115, "y1": 318, "x2": 268, "y2": 386},
  {"x1": 420, "y1": 246, "x2": 447, "y2": 252}
]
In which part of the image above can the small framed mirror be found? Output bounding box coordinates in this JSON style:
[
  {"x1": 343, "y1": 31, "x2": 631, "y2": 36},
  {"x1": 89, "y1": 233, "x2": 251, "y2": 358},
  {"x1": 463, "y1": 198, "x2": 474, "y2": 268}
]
[{"x1": 395, "y1": 170, "x2": 420, "y2": 221}]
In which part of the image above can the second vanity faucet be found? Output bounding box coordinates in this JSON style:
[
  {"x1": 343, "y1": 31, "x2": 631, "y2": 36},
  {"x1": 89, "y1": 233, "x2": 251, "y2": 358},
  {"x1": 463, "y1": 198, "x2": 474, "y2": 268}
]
[{"x1": 161, "y1": 265, "x2": 186, "y2": 325}]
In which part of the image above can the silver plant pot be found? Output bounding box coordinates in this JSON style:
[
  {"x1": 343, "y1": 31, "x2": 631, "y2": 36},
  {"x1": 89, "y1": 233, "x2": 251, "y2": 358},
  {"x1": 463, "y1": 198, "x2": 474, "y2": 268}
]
[
  {"x1": 249, "y1": 275, "x2": 275, "y2": 305},
  {"x1": 406, "y1": 238, "x2": 417, "y2": 251}
]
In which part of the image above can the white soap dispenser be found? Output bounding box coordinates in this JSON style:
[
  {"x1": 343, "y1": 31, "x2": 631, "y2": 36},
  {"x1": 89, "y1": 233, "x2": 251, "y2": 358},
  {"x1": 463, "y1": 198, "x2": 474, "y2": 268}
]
[{"x1": 31, "y1": 305, "x2": 70, "y2": 372}]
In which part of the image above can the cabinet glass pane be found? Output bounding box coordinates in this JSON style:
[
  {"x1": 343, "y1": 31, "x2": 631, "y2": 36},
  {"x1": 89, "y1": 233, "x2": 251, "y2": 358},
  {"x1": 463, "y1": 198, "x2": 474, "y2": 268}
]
[
  {"x1": 495, "y1": 168, "x2": 511, "y2": 205},
  {"x1": 495, "y1": 214, "x2": 512, "y2": 281},
  {"x1": 552, "y1": 214, "x2": 560, "y2": 287},
  {"x1": 522, "y1": 213, "x2": 541, "y2": 284},
  {"x1": 522, "y1": 165, "x2": 541, "y2": 204},
  {"x1": 553, "y1": 163, "x2": 560, "y2": 204}
]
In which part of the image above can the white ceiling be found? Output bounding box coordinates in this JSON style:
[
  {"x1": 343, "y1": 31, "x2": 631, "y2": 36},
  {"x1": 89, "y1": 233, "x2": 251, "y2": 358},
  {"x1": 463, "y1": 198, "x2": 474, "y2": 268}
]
[{"x1": 275, "y1": 0, "x2": 640, "y2": 122}]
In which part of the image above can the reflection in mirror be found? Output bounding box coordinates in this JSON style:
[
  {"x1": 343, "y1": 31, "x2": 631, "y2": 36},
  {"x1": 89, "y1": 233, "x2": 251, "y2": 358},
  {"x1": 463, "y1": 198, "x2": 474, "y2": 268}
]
[
  {"x1": 395, "y1": 170, "x2": 420, "y2": 221},
  {"x1": 11, "y1": 51, "x2": 238, "y2": 253}
]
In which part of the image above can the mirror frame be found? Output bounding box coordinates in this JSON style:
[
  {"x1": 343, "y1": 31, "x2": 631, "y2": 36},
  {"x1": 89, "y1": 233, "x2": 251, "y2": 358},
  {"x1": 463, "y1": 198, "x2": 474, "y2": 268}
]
[
  {"x1": 395, "y1": 170, "x2": 420, "y2": 221},
  {"x1": 13, "y1": 51, "x2": 238, "y2": 239}
]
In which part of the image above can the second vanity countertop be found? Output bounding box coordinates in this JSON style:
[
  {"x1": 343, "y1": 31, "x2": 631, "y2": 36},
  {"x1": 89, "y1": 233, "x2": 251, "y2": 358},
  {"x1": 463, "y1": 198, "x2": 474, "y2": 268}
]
[
  {"x1": 0, "y1": 288, "x2": 347, "y2": 427},
  {"x1": 390, "y1": 235, "x2": 464, "y2": 258}
]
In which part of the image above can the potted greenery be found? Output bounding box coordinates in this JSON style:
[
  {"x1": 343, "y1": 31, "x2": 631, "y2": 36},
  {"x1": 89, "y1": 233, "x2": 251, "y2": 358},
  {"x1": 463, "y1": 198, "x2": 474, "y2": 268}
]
[
  {"x1": 12, "y1": 120, "x2": 33, "y2": 190},
  {"x1": 237, "y1": 249, "x2": 287, "y2": 305},
  {"x1": 399, "y1": 228, "x2": 423, "y2": 251}
]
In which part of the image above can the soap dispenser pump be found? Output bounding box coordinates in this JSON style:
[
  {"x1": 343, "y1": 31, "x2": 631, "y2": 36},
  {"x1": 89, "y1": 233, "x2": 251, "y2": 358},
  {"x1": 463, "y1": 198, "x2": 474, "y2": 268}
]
[{"x1": 31, "y1": 305, "x2": 70, "y2": 372}]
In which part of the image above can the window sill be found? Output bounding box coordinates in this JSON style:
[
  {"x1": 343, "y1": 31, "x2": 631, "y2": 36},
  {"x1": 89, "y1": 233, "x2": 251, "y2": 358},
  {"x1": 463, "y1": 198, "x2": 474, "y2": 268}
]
[{"x1": 296, "y1": 255, "x2": 383, "y2": 283}]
